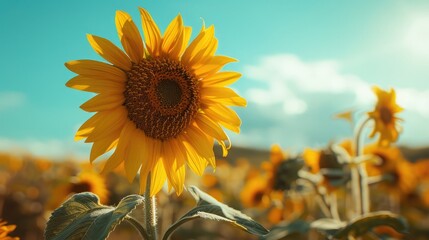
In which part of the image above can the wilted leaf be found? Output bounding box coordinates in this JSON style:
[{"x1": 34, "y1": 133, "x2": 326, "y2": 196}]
[
  {"x1": 45, "y1": 192, "x2": 144, "y2": 240},
  {"x1": 311, "y1": 218, "x2": 346, "y2": 236},
  {"x1": 163, "y1": 186, "x2": 269, "y2": 240},
  {"x1": 334, "y1": 211, "x2": 408, "y2": 238},
  {"x1": 263, "y1": 219, "x2": 310, "y2": 240}
]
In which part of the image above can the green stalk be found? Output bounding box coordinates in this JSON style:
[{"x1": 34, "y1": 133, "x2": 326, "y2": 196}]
[
  {"x1": 145, "y1": 172, "x2": 158, "y2": 240},
  {"x1": 353, "y1": 117, "x2": 371, "y2": 215}
]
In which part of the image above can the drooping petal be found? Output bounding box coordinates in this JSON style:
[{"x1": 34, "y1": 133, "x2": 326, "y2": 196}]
[
  {"x1": 182, "y1": 141, "x2": 208, "y2": 176},
  {"x1": 162, "y1": 140, "x2": 182, "y2": 193},
  {"x1": 101, "y1": 121, "x2": 135, "y2": 174},
  {"x1": 150, "y1": 153, "x2": 167, "y2": 196},
  {"x1": 87, "y1": 34, "x2": 132, "y2": 70},
  {"x1": 85, "y1": 107, "x2": 128, "y2": 142},
  {"x1": 174, "y1": 164, "x2": 186, "y2": 195},
  {"x1": 203, "y1": 104, "x2": 241, "y2": 133},
  {"x1": 124, "y1": 129, "x2": 146, "y2": 182},
  {"x1": 75, "y1": 113, "x2": 102, "y2": 141},
  {"x1": 185, "y1": 125, "x2": 216, "y2": 167},
  {"x1": 115, "y1": 10, "x2": 144, "y2": 63},
  {"x1": 195, "y1": 113, "x2": 228, "y2": 141},
  {"x1": 90, "y1": 134, "x2": 119, "y2": 162},
  {"x1": 65, "y1": 60, "x2": 126, "y2": 83},
  {"x1": 139, "y1": 7, "x2": 162, "y2": 56}
]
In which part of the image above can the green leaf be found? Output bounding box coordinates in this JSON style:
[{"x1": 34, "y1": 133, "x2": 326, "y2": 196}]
[
  {"x1": 163, "y1": 186, "x2": 269, "y2": 240},
  {"x1": 262, "y1": 219, "x2": 310, "y2": 240},
  {"x1": 334, "y1": 211, "x2": 408, "y2": 238},
  {"x1": 45, "y1": 192, "x2": 144, "y2": 240}
]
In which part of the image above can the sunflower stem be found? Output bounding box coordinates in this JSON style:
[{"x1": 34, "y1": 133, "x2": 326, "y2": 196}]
[
  {"x1": 145, "y1": 172, "x2": 158, "y2": 240},
  {"x1": 126, "y1": 216, "x2": 150, "y2": 240},
  {"x1": 353, "y1": 117, "x2": 371, "y2": 216}
]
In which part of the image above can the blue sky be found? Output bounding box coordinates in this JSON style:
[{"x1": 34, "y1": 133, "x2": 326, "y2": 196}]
[{"x1": 1, "y1": 0, "x2": 429, "y2": 158}]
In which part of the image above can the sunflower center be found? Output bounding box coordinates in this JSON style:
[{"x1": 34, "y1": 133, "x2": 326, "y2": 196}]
[
  {"x1": 156, "y1": 79, "x2": 182, "y2": 107},
  {"x1": 380, "y1": 106, "x2": 392, "y2": 124},
  {"x1": 253, "y1": 190, "x2": 265, "y2": 205},
  {"x1": 124, "y1": 58, "x2": 200, "y2": 141},
  {"x1": 70, "y1": 182, "x2": 91, "y2": 193}
]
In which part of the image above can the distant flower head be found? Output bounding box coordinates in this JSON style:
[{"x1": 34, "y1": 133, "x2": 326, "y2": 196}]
[{"x1": 367, "y1": 86, "x2": 403, "y2": 146}]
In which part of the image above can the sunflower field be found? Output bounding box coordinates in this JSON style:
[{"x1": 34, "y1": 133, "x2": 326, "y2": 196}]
[{"x1": 2, "y1": 1, "x2": 429, "y2": 240}]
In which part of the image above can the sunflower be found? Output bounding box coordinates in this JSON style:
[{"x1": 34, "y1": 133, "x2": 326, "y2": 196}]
[
  {"x1": 240, "y1": 175, "x2": 270, "y2": 209},
  {"x1": 303, "y1": 147, "x2": 348, "y2": 192},
  {"x1": 0, "y1": 220, "x2": 19, "y2": 240},
  {"x1": 47, "y1": 171, "x2": 109, "y2": 209},
  {"x1": 262, "y1": 145, "x2": 303, "y2": 192},
  {"x1": 66, "y1": 8, "x2": 245, "y2": 196},
  {"x1": 367, "y1": 86, "x2": 403, "y2": 146},
  {"x1": 364, "y1": 144, "x2": 403, "y2": 175}
]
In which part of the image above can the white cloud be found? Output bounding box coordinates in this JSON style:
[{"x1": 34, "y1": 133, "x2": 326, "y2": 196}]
[
  {"x1": 239, "y1": 53, "x2": 429, "y2": 149},
  {"x1": 0, "y1": 92, "x2": 26, "y2": 111},
  {"x1": 244, "y1": 54, "x2": 429, "y2": 116},
  {"x1": 244, "y1": 54, "x2": 371, "y2": 115},
  {"x1": 397, "y1": 88, "x2": 429, "y2": 117},
  {"x1": 404, "y1": 15, "x2": 429, "y2": 57},
  {"x1": 0, "y1": 138, "x2": 89, "y2": 160}
]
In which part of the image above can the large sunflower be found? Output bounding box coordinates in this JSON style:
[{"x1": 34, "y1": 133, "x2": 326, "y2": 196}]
[
  {"x1": 367, "y1": 86, "x2": 403, "y2": 146},
  {"x1": 66, "y1": 8, "x2": 245, "y2": 196}
]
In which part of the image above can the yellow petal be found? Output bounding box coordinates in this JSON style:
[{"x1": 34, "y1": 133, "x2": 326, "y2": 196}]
[
  {"x1": 90, "y1": 136, "x2": 119, "y2": 162},
  {"x1": 185, "y1": 125, "x2": 215, "y2": 168},
  {"x1": 188, "y1": 36, "x2": 218, "y2": 67},
  {"x1": 124, "y1": 129, "x2": 145, "y2": 183},
  {"x1": 183, "y1": 141, "x2": 207, "y2": 176},
  {"x1": 170, "y1": 138, "x2": 186, "y2": 169},
  {"x1": 195, "y1": 113, "x2": 228, "y2": 141},
  {"x1": 85, "y1": 107, "x2": 128, "y2": 142},
  {"x1": 101, "y1": 121, "x2": 135, "y2": 174},
  {"x1": 179, "y1": 26, "x2": 192, "y2": 56},
  {"x1": 115, "y1": 10, "x2": 144, "y2": 63},
  {"x1": 201, "y1": 87, "x2": 247, "y2": 107},
  {"x1": 80, "y1": 93, "x2": 124, "y2": 112},
  {"x1": 140, "y1": 139, "x2": 162, "y2": 194},
  {"x1": 150, "y1": 155, "x2": 167, "y2": 196},
  {"x1": 182, "y1": 25, "x2": 215, "y2": 65},
  {"x1": 139, "y1": 7, "x2": 161, "y2": 56},
  {"x1": 87, "y1": 34, "x2": 131, "y2": 71},
  {"x1": 162, "y1": 14, "x2": 184, "y2": 58},
  {"x1": 203, "y1": 104, "x2": 241, "y2": 133},
  {"x1": 65, "y1": 60, "x2": 126, "y2": 83},
  {"x1": 193, "y1": 56, "x2": 236, "y2": 78},
  {"x1": 174, "y1": 164, "x2": 186, "y2": 195},
  {"x1": 202, "y1": 72, "x2": 241, "y2": 87},
  {"x1": 75, "y1": 112, "x2": 104, "y2": 141},
  {"x1": 66, "y1": 75, "x2": 124, "y2": 93},
  {"x1": 162, "y1": 140, "x2": 181, "y2": 192},
  {"x1": 137, "y1": 134, "x2": 155, "y2": 192}
]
